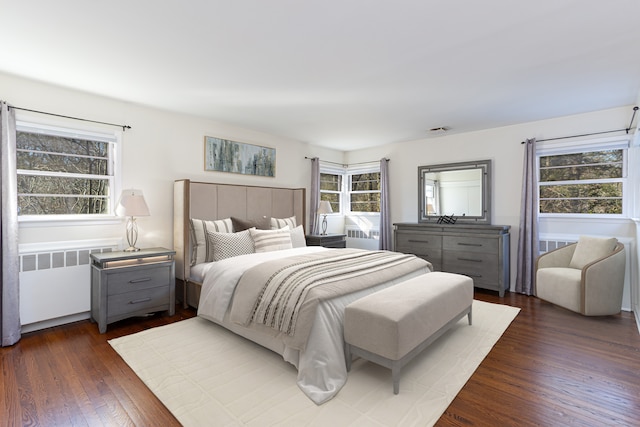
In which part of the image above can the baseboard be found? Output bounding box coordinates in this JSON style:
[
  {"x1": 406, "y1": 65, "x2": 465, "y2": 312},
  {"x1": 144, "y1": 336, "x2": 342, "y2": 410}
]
[{"x1": 21, "y1": 311, "x2": 91, "y2": 334}]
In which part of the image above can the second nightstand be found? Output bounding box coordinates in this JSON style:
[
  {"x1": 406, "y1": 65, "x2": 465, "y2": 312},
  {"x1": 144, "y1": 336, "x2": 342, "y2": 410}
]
[
  {"x1": 90, "y1": 247, "x2": 176, "y2": 333},
  {"x1": 305, "y1": 234, "x2": 347, "y2": 248}
]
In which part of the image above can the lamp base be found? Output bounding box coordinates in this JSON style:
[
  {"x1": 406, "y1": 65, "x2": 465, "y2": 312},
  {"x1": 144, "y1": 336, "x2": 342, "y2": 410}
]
[
  {"x1": 123, "y1": 246, "x2": 141, "y2": 252},
  {"x1": 321, "y1": 215, "x2": 328, "y2": 235}
]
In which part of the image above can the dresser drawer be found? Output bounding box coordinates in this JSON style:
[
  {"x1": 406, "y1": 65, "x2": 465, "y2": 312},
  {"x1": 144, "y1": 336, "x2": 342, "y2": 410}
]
[
  {"x1": 107, "y1": 286, "x2": 170, "y2": 318},
  {"x1": 106, "y1": 264, "x2": 172, "y2": 295},
  {"x1": 395, "y1": 231, "x2": 441, "y2": 254},
  {"x1": 443, "y1": 235, "x2": 498, "y2": 254},
  {"x1": 442, "y1": 251, "x2": 499, "y2": 284}
]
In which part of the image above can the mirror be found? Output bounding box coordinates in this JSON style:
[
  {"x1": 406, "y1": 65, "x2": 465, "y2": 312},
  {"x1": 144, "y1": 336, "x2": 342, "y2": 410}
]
[{"x1": 418, "y1": 160, "x2": 491, "y2": 224}]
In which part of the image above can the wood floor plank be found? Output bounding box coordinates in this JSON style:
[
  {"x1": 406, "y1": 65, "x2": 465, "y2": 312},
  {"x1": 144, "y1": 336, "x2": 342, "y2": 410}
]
[{"x1": 1, "y1": 292, "x2": 638, "y2": 426}]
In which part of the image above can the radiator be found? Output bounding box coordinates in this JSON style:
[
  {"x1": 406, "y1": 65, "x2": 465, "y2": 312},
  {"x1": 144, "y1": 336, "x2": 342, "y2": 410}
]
[
  {"x1": 345, "y1": 225, "x2": 379, "y2": 250},
  {"x1": 19, "y1": 238, "x2": 121, "y2": 332},
  {"x1": 539, "y1": 234, "x2": 634, "y2": 312}
]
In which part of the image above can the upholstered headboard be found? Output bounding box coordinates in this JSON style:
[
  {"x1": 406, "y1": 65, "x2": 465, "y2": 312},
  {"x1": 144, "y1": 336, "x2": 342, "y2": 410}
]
[{"x1": 173, "y1": 179, "x2": 306, "y2": 283}]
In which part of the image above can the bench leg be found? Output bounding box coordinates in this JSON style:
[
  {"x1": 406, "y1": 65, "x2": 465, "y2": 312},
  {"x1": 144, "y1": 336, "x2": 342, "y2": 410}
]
[
  {"x1": 345, "y1": 344, "x2": 352, "y2": 372},
  {"x1": 468, "y1": 307, "x2": 473, "y2": 325},
  {"x1": 391, "y1": 363, "x2": 401, "y2": 394}
]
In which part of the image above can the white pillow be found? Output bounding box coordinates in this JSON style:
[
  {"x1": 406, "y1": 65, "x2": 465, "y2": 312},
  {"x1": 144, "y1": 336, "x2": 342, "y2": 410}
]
[
  {"x1": 206, "y1": 229, "x2": 255, "y2": 261},
  {"x1": 250, "y1": 227, "x2": 293, "y2": 252},
  {"x1": 569, "y1": 236, "x2": 617, "y2": 269},
  {"x1": 289, "y1": 225, "x2": 307, "y2": 248},
  {"x1": 190, "y1": 218, "x2": 234, "y2": 265},
  {"x1": 270, "y1": 216, "x2": 296, "y2": 230}
]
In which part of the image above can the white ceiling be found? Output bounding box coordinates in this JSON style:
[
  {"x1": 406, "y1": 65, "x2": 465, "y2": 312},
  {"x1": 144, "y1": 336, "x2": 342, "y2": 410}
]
[{"x1": 3, "y1": 1, "x2": 640, "y2": 150}]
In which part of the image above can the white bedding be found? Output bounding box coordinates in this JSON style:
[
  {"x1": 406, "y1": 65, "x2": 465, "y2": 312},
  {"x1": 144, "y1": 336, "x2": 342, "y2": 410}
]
[{"x1": 196, "y1": 247, "x2": 431, "y2": 404}]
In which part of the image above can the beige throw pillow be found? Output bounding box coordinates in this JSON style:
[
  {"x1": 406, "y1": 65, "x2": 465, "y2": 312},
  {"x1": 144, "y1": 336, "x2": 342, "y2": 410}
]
[
  {"x1": 569, "y1": 236, "x2": 617, "y2": 269},
  {"x1": 250, "y1": 227, "x2": 293, "y2": 252},
  {"x1": 270, "y1": 216, "x2": 297, "y2": 230},
  {"x1": 189, "y1": 218, "x2": 233, "y2": 265}
]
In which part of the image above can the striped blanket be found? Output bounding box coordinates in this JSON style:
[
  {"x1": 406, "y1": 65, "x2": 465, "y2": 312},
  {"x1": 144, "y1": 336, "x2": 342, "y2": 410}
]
[{"x1": 229, "y1": 248, "x2": 432, "y2": 350}]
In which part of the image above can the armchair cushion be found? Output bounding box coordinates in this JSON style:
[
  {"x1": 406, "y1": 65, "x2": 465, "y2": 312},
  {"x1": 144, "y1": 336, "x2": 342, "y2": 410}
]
[
  {"x1": 536, "y1": 268, "x2": 582, "y2": 313},
  {"x1": 569, "y1": 236, "x2": 617, "y2": 269}
]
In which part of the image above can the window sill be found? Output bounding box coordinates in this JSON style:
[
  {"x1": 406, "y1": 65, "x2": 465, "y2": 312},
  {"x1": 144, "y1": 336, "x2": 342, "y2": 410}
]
[
  {"x1": 538, "y1": 215, "x2": 633, "y2": 225},
  {"x1": 18, "y1": 215, "x2": 123, "y2": 228}
]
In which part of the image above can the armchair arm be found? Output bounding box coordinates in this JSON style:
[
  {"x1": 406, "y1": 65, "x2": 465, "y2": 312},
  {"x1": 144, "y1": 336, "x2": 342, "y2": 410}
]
[
  {"x1": 581, "y1": 243, "x2": 626, "y2": 315},
  {"x1": 536, "y1": 243, "x2": 577, "y2": 270}
]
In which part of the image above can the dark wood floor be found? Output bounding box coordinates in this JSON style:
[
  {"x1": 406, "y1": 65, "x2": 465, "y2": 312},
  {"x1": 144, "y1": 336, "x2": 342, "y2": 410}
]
[{"x1": 2, "y1": 291, "x2": 639, "y2": 426}]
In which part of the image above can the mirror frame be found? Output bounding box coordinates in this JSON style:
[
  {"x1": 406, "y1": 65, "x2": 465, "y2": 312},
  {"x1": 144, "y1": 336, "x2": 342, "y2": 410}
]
[{"x1": 418, "y1": 159, "x2": 492, "y2": 224}]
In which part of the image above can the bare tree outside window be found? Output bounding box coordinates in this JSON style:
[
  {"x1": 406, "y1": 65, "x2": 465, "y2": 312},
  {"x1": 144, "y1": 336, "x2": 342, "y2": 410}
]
[
  {"x1": 320, "y1": 173, "x2": 341, "y2": 213},
  {"x1": 16, "y1": 128, "x2": 115, "y2": 216},
  {"x1": 350, "y1": 172, "x2": 380, "y2": 213},
  {"x1": 539, "y1": 149, "x2": 624, "y2": 214}
]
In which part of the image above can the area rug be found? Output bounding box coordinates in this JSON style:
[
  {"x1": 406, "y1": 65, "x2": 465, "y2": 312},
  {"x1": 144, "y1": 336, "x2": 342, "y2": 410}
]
[{"x1": 109, "y1": 300, "x2": 519, "y2": 426}]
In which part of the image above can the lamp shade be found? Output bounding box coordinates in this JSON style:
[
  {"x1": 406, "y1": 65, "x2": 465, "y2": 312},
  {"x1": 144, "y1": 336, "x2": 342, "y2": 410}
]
[
  {"x1": 317, "y1": 200, "x2": 333, "y2": 215},
  {"x1": 116, "y1": 189, "x2": 150, "y2": 217}
]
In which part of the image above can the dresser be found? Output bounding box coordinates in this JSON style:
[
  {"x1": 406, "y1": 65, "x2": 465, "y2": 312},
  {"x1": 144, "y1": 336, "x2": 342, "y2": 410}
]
[
  {"x1": 394, "y1": 223, "x2": 510, "y2": 296},
  {"x1": 90, "y1": 247, "x2": 176, "y2": 333},
  {"x1": 305, "y1": 234, "x2": 347, "y2": 248}
]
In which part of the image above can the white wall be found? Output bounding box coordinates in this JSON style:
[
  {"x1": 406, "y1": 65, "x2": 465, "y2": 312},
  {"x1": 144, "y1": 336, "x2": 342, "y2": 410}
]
[
  {"x1": 346, "y1": 106, "x2": 638, "y2": 291},
  {"x1": 1, "y1": 72, "x2": 344, "y2": 249},
  {"x1": 3, "y1": 71, "x2": 638, "y2": 314}
]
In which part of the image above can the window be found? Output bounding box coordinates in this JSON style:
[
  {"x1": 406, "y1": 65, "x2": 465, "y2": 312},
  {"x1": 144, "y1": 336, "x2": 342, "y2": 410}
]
[
  {"x1": 537, "y1": 138, "x2": 628, "y2": 216},
  {"x1": 319, "y1": 162, "x2": 381, "y2": 214},
  {"x1": 16, "y1": 121, "x2": 120, "y2": 219},
  {"x1": 320, "y1": 172, "x2": 342, "y2": 213},
  {"x1": 349, "y1": 172, "x2": 380, "y2": 213}
]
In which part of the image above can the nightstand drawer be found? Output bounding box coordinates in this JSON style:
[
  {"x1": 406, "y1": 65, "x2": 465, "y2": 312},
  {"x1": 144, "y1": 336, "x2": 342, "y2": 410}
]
[
  {"x1": 106, "y1": 264, "x2": 172, "y2": 295},
  {"x1": 107, "y1": 286, "x2": 171, "y2": 318},
  {"x1": 306, "y1": 234, "x2": 346, "y2": 248}
]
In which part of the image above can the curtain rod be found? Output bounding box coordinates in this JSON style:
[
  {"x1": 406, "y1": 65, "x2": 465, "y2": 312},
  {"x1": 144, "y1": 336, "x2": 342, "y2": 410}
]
[
  {"x1": 9, "y1": 106, "x2": 132, "y2": 131},
  {"x1": 521, "y1": 106, "x2": 637, "y2": 144},
  {"x1": 305, "y1": 156, "x2": 389, "y2": 167}
]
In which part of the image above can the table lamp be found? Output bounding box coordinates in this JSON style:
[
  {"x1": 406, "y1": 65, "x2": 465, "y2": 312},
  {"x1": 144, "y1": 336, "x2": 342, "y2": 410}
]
[
  {"x1": 317, "y1": 200, "x2": 333, "y2": 235},
  {"x1": 116, "y1": 189, "x2": 150, "y2": 252}
]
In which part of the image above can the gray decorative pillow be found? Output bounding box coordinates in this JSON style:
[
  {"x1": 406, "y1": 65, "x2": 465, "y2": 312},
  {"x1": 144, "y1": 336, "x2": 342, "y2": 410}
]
[
  {"x1": 190, "y1": 218, "x2": 234, "y2": 265},
  {"x1": 270, "y1": 216, "x2": 297, "y2": 230},
  {"x1": 569, "y1": 236, "x2": 617, "y2": 269},
  {"x1": 250, "y1": 227, "x2": 293, "y2": 253},
  {"x1": 206, "y1": 229, "x2": 255, "y2": 261},
  {"x1": 231, "y1": 216, "x2": 270, "y2": 231}
]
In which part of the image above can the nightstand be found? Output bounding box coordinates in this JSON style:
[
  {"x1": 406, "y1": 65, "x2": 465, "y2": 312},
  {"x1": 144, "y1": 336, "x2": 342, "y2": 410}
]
[
  {"x1": 305, "y1": 234, "x2": 347, "y2": 248},
  {"x1": 90, "y1": 247, "x2": 176, "y2": 333}
]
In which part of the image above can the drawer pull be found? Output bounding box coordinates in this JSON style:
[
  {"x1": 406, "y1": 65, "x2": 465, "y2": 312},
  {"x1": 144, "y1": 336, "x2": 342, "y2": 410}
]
[
  {"x1": 458, "y1": 258, "x2": 483, "y2": 263},
  {"x1": 129, "y1": 277, "x2": 152, "y2": 284},
  {"x1": 466, "y1": 273, "x2": 483, "y2": 278},
  {"x1": 408, "y1": 239, "x2": 430, "y2": 243},
  {"x1": 457, "y1": 242, "x2": 482, "y2": 247},
  {"x1": 129, "y1": 297, "x2": 152, "y2": 304}
]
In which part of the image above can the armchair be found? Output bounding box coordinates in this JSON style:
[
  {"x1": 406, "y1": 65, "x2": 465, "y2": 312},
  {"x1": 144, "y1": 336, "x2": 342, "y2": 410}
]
[{"x1": 535, "y1": 236, "x2": 625, "y2": 316}]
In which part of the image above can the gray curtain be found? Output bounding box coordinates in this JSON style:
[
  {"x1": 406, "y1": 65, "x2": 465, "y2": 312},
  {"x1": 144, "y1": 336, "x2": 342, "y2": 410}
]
[
  {"x1": 379, "y1": 158, "x2": 391, "y2": 250},
  {"x1": 515, "y1": 138, "x2": 539, "y2": 295},
  {"x1": 1, "y1": 101, "x2": 21, "y2": 346},
  {"x1": 309, "y1": 157, "x2": 320, "y2": 235}
]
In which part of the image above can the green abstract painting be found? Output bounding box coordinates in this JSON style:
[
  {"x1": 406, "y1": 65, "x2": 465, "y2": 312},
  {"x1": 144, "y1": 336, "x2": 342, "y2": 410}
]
[{"x1": 204, "y1": 136, "x2": 276, "y2": 177}]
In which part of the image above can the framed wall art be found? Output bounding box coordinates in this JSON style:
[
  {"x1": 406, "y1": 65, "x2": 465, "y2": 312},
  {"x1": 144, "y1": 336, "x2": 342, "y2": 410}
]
[{"x1": 204, "y1": 136, "x2": 276, "y2": 177}]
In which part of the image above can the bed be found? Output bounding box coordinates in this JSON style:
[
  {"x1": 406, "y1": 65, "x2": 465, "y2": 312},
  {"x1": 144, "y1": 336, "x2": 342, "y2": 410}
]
[{"x1": 173, "y1": 179, "x2": 432, "y2": 404}]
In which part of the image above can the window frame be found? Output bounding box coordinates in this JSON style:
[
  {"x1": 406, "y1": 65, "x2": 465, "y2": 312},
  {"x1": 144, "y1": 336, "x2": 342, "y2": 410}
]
[
  {"x1": 536, "y1": 136, "x2": 629, "y2": 219},
  {"x1": 319, "y1": 164, "x2": 345, "y2": 214},
  {"x1": 319, "y1": 161, "x2": 381, "y2": 216},
  {"x1": 16, "y1": 118, "x2": 122, "y2": 226},
  {"x1": 347, "y1": 165, "x2": 381, "y2": 215}
]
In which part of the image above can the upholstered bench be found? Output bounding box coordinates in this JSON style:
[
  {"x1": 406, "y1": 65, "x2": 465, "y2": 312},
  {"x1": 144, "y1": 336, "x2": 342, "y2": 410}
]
[{"x1": 344, "y1": 272, "x2": 473, "y2": 394}]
